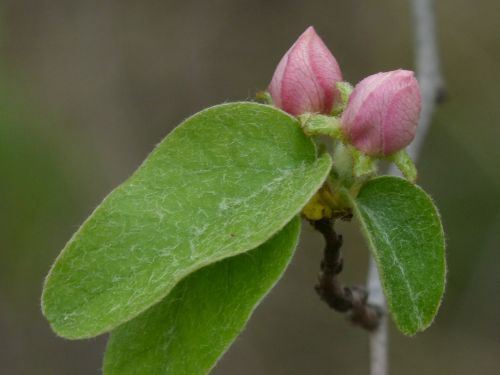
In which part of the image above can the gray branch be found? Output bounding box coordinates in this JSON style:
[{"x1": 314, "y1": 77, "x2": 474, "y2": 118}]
[
  {"x1": 367, "y1": 1, "x2": 444, "y2": 375},
  {"x1": 407, "y1": 0, "x2": 445, "y2": 161},
  {"x1": 367, "y1": 256, "x2": 388, "y2": 375}
]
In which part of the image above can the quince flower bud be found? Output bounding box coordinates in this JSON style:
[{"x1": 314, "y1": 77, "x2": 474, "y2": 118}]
[
  {"x1": 341, "y1": 70, "x2": 421, "y2": 156},
  {"x1": 269, "y1": 26, "x2": 343, "y2": 116}
]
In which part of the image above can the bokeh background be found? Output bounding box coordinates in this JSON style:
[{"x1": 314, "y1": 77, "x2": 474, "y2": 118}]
[{"x1": 1, "y1": 0, "x2": 499, "y2": 374}]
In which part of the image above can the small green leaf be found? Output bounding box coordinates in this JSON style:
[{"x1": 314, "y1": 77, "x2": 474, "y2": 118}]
[
  {"x1": 351, "y1": 176, "x2": 445, "y2": 335},
  {"x1": 42, "y1": 102, "x2": 331, "y2": 339},
  {"x1": 104, "y1": 217, "x2": 300, "y2": 375}
]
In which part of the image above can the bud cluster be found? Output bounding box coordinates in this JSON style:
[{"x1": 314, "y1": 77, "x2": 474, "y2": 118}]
[{"x1": 268, "y1": 26, "x2": 421, "y2": 158}]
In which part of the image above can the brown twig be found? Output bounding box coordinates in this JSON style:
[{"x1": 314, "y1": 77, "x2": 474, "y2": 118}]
[{"x1": 312, "y1": 218, "x2": 381, "y2": 331}]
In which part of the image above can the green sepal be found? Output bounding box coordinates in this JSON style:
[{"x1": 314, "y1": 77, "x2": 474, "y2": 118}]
[
  {"x1": 389, "y1": 149, "x2": 418, "y2": 182},
  {"x1": 299, "y1": 113, "x2": 343, "y2": 138},
  {"x1": 331, "y1": 81, "x2": 354, "y2": 116},
  {"x1": 255, "y1": 90, "x2": 273, "y2": 105},
  {"x1": 351, "y1": 146, "x2": 377, "y2": 179}
]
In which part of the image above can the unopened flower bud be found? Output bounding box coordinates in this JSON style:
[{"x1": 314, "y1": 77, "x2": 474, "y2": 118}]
[
  {"x1": 268, "y1": 26, "x2": 343, "y2": 116},
  {"x1": 340, "y1": 70, "x2": 421, "y2": 156}
]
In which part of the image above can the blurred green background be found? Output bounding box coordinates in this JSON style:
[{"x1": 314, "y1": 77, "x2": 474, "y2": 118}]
[{"x1": 1, "y1": 0, "x2": 499, "y2": 374}]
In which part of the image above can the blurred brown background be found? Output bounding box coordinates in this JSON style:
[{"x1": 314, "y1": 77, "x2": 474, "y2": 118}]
[{"x1": 1, "y1": 0, "x2": 499, "y2": 374}]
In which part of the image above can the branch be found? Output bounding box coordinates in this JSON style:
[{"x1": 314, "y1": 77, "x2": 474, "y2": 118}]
[
  {"x1": 407, "y1": 0, "x2": 446, "y2": 161},
  {"x1": 312, "y1": 219, "x2": 381, "y2": 331},
  {"x1": 367, "y1": 1, "x2": 445, "y2": 375}
]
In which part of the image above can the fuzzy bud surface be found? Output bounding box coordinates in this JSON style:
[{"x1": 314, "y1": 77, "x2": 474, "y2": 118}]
[
  {"x1": 341, "y1": 70, "x2": 421, "y2": 156},
  {"x1": 269, "y1": 27, "x2": 343, "y2": 116}
]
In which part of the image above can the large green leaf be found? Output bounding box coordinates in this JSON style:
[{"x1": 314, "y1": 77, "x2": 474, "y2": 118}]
[
  {"x1": 104, "y1": 217, "x2": 300, "y2": 375},
  {"x1": 42, "y1": 102, "x2": 331, "y2": 339},
  {"x1": 352, "y1": 176, "x2": 446, "y2": 335}
]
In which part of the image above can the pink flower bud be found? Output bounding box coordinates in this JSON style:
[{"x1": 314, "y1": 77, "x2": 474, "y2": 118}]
[
  {"x1": 340, "y1": 70, "x2": 421, "y2": 156},
  {"x1": 268, "y1": 26, "x2": 343, "y2": 116}
]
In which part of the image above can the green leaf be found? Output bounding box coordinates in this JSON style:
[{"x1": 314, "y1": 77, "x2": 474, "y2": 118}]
[
  {"x1": 351, "y1": 176, "x2": 446, "y2": 335},
  {"x1": 104, "y1": 217, "x2": 300, "y2": 375},
  {"x1": 42, "y1": 102, "x2": 332, "y2": 339}
]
